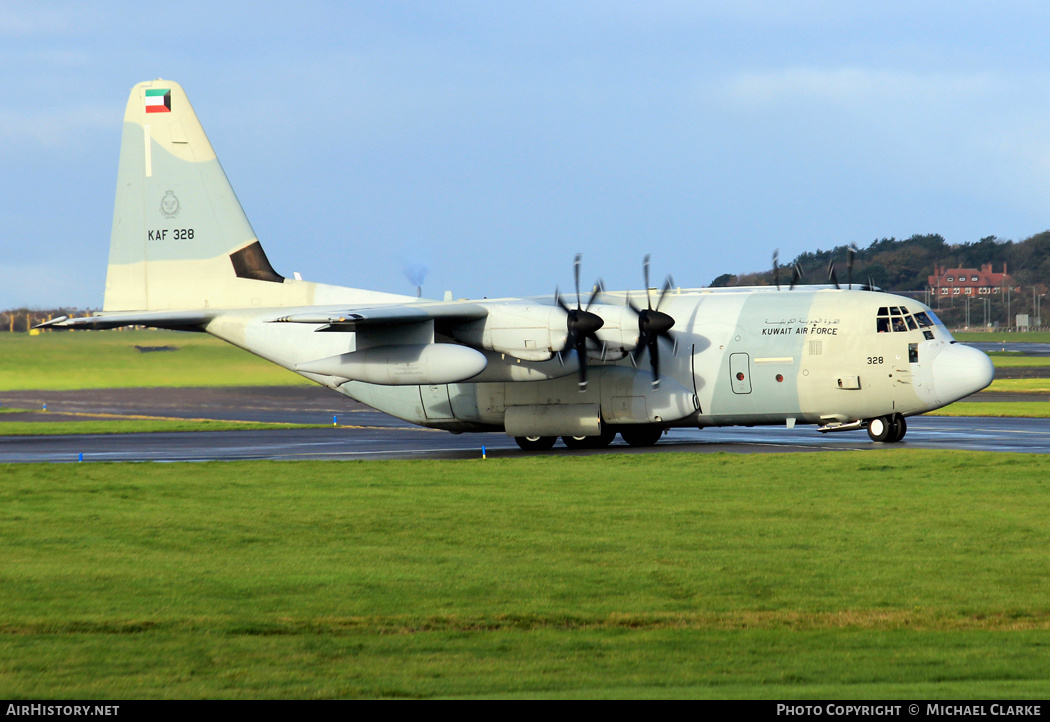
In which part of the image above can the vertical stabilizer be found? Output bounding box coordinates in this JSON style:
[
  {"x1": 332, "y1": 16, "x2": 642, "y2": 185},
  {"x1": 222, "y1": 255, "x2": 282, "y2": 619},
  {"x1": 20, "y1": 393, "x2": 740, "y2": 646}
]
[{"x1": 105, "y1": 80, "x2": 289, "y2": 311}]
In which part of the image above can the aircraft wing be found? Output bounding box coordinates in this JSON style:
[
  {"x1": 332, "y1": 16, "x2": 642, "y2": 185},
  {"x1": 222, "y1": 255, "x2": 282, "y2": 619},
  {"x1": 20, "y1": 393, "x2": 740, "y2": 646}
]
[
  {"x1": 270, "y1": 302, "x2": 489, "y2": 331},
  {"x1": 35, "y1": 302, "x2": 490, "y2": 334}
]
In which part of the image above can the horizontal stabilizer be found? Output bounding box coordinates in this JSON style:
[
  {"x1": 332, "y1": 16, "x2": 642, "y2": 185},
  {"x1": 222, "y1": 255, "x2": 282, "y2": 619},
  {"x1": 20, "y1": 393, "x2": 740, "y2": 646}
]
[{"x1": 34, "y1": 310, "x2": 217, "y2": 332}]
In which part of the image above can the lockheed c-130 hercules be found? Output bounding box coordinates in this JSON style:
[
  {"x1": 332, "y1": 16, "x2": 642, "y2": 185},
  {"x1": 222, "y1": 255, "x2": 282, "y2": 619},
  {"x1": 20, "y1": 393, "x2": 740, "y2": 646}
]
[{"x1": 40, "y1": 80, "x2": 995, "y2": 448}]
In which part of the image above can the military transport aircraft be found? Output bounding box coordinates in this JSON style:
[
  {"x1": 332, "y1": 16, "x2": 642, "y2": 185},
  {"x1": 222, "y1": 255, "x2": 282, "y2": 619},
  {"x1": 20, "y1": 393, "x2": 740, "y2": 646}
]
[{"x1": 39, "y1": 80, "x2": 995, "y2": 448}]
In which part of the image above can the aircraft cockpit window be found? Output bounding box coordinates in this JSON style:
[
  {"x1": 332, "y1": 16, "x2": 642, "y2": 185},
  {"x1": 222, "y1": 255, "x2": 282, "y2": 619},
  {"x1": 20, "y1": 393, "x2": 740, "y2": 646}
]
[{"x1": 877, "y1": 308, "x2": 929, "y2": 333}]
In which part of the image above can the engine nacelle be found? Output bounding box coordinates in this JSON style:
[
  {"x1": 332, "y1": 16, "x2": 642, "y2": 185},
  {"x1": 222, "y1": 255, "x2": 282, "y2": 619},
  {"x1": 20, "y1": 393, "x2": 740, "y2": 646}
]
[
  {"x1": 452, "y1": 303, "x2": 567, "y2": 362},
  {"x1": 451, "y1": 302, "x2": 645, "y2": 363},
  {"x1": 296, "y1": 344, "x2": 488, "y2": 385},
  {"x1": 588, "y1": 305, "x2": 641, "y2": 359}
]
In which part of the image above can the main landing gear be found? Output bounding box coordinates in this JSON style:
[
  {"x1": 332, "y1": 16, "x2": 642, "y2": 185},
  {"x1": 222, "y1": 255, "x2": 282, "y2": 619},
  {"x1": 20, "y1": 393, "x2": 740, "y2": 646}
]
[{"x1": 866, "y1": 413, "x2": 907, "y2": 443}]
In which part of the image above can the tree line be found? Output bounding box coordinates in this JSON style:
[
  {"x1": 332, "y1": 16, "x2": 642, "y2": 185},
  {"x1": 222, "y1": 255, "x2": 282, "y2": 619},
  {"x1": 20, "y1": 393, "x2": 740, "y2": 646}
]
[
  {"x1": 0, "y1": 308, "x2": 95, "y2": 333},
  {"x1": 709, "y1": 231, "x2": 1050, "y2": 329}
]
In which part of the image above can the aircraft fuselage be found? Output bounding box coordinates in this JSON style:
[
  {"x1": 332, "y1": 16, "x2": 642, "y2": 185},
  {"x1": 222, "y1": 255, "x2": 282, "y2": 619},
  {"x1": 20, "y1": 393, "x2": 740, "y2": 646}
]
[{"x1": 203, "y1": 286, "x2": 991, "y2": 438}]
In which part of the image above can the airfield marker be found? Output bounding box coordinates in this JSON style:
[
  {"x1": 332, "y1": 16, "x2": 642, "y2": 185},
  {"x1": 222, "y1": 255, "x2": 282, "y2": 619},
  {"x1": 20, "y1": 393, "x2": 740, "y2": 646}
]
[
  {"x1": 78, "y1": 453, "x2": 83, "y2": 463},
  {"x1": 333, "y1": 415, "x2": 338, "y2": 427},
  {"x1": 482, "y1": 445, "x2": 487, "y2": 459}
]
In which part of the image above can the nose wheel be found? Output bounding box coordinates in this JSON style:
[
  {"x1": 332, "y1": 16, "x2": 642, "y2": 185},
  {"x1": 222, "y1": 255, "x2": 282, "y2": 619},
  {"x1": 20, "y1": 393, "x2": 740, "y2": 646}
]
[{"x1": 867, "y1": 414, "x2": 907, "y2": 443}]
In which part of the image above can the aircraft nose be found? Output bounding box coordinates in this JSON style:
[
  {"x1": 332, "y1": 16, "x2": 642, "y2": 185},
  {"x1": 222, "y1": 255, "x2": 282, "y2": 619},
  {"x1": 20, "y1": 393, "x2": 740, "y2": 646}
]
[{"x1": 933, "y1": 343, "x2": 994, "y2": 405}]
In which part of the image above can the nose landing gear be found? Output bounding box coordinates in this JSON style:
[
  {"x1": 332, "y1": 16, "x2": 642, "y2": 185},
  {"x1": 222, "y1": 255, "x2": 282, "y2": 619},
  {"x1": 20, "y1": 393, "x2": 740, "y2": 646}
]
[{"x1": 866, "y1": 414, "x2": 907, "y2": 443}]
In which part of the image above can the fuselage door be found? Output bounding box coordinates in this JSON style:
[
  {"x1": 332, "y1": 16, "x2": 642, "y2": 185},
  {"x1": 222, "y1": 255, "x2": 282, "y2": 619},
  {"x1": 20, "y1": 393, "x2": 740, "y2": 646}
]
[{"x1": 730, "y1": 353, "x2": 752, "y2": 394}]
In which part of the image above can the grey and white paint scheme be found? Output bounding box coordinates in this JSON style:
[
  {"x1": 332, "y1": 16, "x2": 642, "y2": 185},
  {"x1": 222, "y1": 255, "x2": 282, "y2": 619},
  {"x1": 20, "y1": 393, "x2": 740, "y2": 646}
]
[{"x1": 41, "y1": 80, "x2": 995, "y2": 449}]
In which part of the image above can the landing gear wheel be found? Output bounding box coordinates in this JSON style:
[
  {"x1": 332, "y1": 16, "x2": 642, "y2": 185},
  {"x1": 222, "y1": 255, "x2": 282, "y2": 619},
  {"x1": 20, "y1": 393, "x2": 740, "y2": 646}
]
[
  {"x1": 561, "y1": 427, "x2": 616, "y2": 449},
  {"x1": 889, "y1": 414, "x2": 907, "y2": 443},
  {"x1": 866, "y1": 416, "x2": 892, "y2": 443},
  {"x1": 619, "y1": 426, "x2": 664, "y2": 447},
  {"x1": 514, "y1": 435, "x2": 557, "y2": 451}
]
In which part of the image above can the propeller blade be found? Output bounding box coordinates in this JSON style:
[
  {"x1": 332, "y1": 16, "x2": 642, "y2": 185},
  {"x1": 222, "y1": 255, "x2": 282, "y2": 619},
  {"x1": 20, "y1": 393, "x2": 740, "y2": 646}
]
[
  {"x1": 586, "y1": 279, "x2": 604, "y2": 311},
  {"x1": 790, "y1": 263, "x2": 803, "y2": 290},
  {"x1": 573, "y1": 253, "x2": 582, "y2": 309},
  {"x1": 650, "y1": 334, "x2": 660, "y2": 388},
  {"x1": 827, "y1": 259, "x2": 840, "y2": 289},
  {"x1": 773, "y1": 249, "x2": 780, "y2": 290},
  {"x1": 656, "y1": 276, "x2": 674, "y2": 311},
  {"x1": 643, "y1": 254, "x2": 653, "y2": 311},
  {"x1": 576, "y1": 335, "x2": 589, "y2": 390}
]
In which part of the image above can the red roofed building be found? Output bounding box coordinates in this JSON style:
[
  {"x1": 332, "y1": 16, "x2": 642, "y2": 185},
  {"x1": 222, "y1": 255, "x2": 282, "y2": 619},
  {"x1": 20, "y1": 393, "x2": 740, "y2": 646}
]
[{"x1": 928, "y1": 263, "x2": 1015, "y2": 297}]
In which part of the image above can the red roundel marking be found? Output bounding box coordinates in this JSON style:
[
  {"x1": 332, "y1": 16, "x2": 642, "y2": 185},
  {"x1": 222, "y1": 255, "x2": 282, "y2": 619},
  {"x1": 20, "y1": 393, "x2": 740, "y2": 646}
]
[
  {"x1": 776, "y1": 374, "x2": 784, "y2": 382},
  {"x1": 736, "y1": 372, "x2": 745, "y2": 381}
]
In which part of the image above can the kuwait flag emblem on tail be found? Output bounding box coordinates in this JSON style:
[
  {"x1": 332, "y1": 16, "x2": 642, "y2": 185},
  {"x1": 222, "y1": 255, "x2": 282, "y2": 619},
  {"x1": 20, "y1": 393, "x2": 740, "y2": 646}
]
[{"x1": 145, "y1": 88, "x2": 171, "y2": 113}]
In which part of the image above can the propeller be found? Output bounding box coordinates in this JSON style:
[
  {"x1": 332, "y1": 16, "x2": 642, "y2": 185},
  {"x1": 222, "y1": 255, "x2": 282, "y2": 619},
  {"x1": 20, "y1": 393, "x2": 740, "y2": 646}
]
[
  {"x1": 847, "y1": 243, "x2": 857, "y2": 290},
  {"x1": 773, "y1": 250, "x2": 781, "y2": 290},
  {"x1": 628, "y1": 254, "x2": 676, "y2": 387},
  {"x1": 789, "y1": 262, "x2": 804, "y2": 290},
  {"x1": 555, "y1": 254, "x2": 604, "y2": 391}
]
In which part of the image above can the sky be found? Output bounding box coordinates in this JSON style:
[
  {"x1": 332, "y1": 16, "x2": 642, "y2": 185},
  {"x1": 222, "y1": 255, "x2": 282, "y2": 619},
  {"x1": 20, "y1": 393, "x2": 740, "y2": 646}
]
[{"x1": 4, "y1": 1, "x2": 1050, "y2": 309}]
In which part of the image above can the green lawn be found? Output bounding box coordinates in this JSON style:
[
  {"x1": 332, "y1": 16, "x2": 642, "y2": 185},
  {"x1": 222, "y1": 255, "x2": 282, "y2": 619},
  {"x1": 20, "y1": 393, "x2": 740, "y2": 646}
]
[
  {"x1": 954, "y1": 331, "x2": 1050, "y2": 343},
  {"x1": 927, "y1": 402, "x2": 1050, "y2": 418},
  {"x1": 3, "y1": 452, "x2": 1050, "y2": 698},
  {"x1": 988, "y1": 379, "x2": 1050, "y2": 394},
  {"x1": 0, "y1": 330, "x2": 309, "y2": 390},
  {"x1": 985, "y1": 353, "x2": 1050, "y2": 367},
  {"x1": 0, "y1": 417, "x2": 323, "y2": 435}
]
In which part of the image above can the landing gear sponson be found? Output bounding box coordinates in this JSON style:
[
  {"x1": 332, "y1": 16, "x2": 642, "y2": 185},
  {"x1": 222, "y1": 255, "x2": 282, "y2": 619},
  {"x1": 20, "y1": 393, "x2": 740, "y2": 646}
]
[{"x1": 514, "y1": 425, "x2": 666, "y2": 450}]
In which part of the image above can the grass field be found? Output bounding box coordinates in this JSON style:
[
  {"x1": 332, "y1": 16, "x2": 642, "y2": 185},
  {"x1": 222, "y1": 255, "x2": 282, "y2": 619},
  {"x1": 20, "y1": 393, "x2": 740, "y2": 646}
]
[
  {"x1": 986, "y1": 353, "x2": 1050, "y2": 367},
  {"x1": 0, "y1": 330, "x2": 309, "y2": 390},
  {"x1": 0, "y1": 418, "x2": 323, "y2": 435},
  {"x1": 2, "y1": 451, "x2": 1050, "y2": 699},
  {"x1": 953, "y1": 331, "x2": 1050, "y2": 343},
  {"x1": 926, "y1": 402, "x2": 1050, "y2": 418},
  {"x1": 988, "y1": 379, "x2": 1050, "y2": 394}
]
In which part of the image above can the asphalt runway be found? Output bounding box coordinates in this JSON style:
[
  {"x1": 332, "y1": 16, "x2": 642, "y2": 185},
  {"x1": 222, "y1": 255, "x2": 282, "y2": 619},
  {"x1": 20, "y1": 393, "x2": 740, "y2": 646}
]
[{"x1": 0, "y1": 386, "x2": 1048, "y2": 462}]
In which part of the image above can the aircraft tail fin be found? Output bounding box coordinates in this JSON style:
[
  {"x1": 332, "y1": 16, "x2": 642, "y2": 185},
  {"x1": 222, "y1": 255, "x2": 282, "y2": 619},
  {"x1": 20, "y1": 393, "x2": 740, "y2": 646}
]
[{"x1": 104, "y1": 80, "x2": 297, "y2": 312}]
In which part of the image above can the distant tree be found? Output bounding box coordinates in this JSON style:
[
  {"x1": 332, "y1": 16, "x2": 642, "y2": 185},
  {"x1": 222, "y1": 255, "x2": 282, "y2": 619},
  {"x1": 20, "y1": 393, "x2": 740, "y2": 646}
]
[{"x1": 709, "y1": 273, "x2": 737, "y2": 287}]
